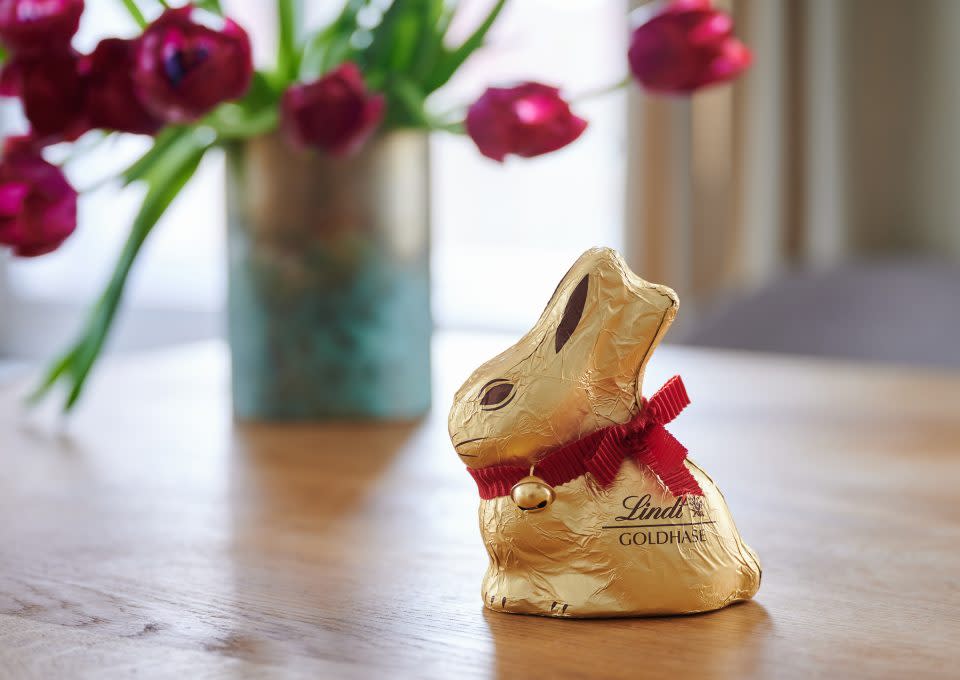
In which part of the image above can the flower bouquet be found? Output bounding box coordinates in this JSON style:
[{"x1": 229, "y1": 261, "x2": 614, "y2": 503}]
[{"x1": 0, "y1": 0, "x2": 749, "y2": 416}]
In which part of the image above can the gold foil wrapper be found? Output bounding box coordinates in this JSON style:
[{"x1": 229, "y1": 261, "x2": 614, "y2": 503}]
[{"x1": 449, "y1": 248, "x2": 761, "y2": 617}]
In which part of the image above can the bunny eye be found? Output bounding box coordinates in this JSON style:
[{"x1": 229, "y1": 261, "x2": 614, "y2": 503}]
[
  {"x1": 479, "y1": 379, "x2": 515, "y2": 410},
  {"x1": 555, "y1": 274, "x2": 589, "y2": 353}
]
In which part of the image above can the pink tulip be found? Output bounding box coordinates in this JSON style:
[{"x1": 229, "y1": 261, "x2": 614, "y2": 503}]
[
  {"x1": 0, "y1": 48, "x2": 88, "y2": 145},
  {"x1": 0, "y1": 0, "x2": 83, "y2": 54},
  {"x1": 0, "y1": 144, "x2": 77, "y2": 257},
  {"x1": 466, "y1": 83, "x2": 587, "y2": 162},
  {"x1": 628, "y1": 0, "x2": 751, "y2": 93},
  {"x1": 134, "y1": 7, "x2": 253, "y2": 123},
  {"x1": 85, "y1": 38, "x2": 164, "y2": 136},
  {"x1": 281, "y1": 63, "x2": 385, "y2": 156}
]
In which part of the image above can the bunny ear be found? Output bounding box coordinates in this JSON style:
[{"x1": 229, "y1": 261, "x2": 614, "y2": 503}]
[
  {"x1": 561, "y1": 249, "x2": 678, "y2": 405},
  {"x1": 555, "y1": 274, "x2": 589, "y2": 353}
]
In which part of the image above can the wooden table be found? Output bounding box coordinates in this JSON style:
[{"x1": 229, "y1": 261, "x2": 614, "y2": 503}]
[{"x1": 1, "y1": 334, "x2": 958, "y2": 679}]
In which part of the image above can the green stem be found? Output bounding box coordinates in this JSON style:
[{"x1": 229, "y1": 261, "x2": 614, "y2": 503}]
[
  {"x1": 430, "y1": 73, "x2": 622, "y2": 137},
  {"x1": 121, "y1": 126, "x2": 192, "y2": 185},
  {"x1": 120, "y1": 0, "x2": 148, "y2": 28},
  {"x1": 276, "y1": 0, "x2": 302, "y2": 81},
  {"x1": 193, "y1": 0, "x2": 223, "y2": 13},
  {"x1": 434, "y1": 120, "x2": 465, "y2": 135},
  {"x1": 425, "y1": 0, "x2": 507, "y2": 93},
  {"x1": 29, "y1": 132, "x2": 213, "y2": 411},
  {"x1": 569, "y1": 75, "x2": 633, "y2": 104}
]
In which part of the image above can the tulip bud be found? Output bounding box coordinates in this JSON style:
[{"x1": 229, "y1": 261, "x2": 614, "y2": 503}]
[
  {"x1": 280, "y1": 63, "x2": 386, "y2": 157},
  {"x1": 465, "y1": 83, "x2": 588, "y2": 163},
  {"x1": 0, "y1": 49, "x2": 88, "y2": 145},
  {"x1": 628, "y1": 0, "x2": 751, "y2": 93},
  {"x1": 85, "y1": 38, "x2": 164, "y2": 136},
  {"x1": 0, "y1": 0, "x2": 83, "y2": 54},
  {"x1": 0, "y1": 144, "x2": 77, "y2": 257},
  {"x1": 134, "y1": 7, "x2": 253, "y2": 124}
]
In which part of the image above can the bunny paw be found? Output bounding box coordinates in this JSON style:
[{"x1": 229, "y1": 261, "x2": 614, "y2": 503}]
[
  {"x1": 484, "y1": 591, "x2": 510, "y2": 610},
  {"x1": 484, "y1": 591, "x2": 571, "y2": 616}
]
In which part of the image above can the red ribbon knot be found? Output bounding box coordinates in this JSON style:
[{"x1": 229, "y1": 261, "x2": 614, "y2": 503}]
[{"x1": 466, "y1": 375, "x2": 703, "y2": 500}]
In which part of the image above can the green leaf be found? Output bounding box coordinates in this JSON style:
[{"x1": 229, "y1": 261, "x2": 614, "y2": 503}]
[
  {"x1": 365, "y1": 0, "x2": 427, "y2": 76},
  {"x1": 205, "y1": 72, "x2": 280, "y2": 139},
  {"x1": 385, "y1": 78, "x2": 429, "y2": 127},
  {"x1": 386, "y1": 12, "x2": 421, "y2": 72},
  {"x1": 120, "y1": 0, "x2": 148, "y2": 28},
  {"x1": 193, "y1": 0, "x2": 223, "y2": 14},
  {"x1": 120, "y1": 125, "x2": 216, "y2": 189},
  {"x1": 242, "y1": 71, "x2": 279, "y2": 111},
  {"x1": 276, "y1": 0, "x2": 304, "y2": 81},
  {"x1": 425, "y1": 0, "x2": 506, "y2": 93},
  {"x1": 209, "y1": 105, "x2": 279, "y2": 140},
  {"x1": 435, "y1": 0, "x2": 459, "y2": 37},
  {"x1": 298, "y1": 0, "x2": 366, "y2": 81},
  {"x1": 30, "y1": 349, "x2": 77, "y2": 407},
  {"x1": 30, "y1": 131, "x2": 213, "y2": 411},
  {"x1": 121, "y1": 126, "x2": 191, "y2": 185},
  {"x1": 293, "y1": 0, "x2": 506, "y2": 128},
  {"x1": 411, "y1": 0, "x2": 455, "y2": 82}
]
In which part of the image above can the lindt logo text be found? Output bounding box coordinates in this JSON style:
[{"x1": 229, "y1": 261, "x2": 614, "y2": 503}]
[
  {"x1": 608, "y1": 494, "x2": 714, "y2": 547},
  {"x1": 615, "y1": 494, "x2": 687, "y2": 521}
]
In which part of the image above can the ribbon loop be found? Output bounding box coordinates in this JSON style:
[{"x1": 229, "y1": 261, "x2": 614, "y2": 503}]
[
  {"x1": 466, "y1": 375, "x2": 702, "y2": 499},
  {"x1": 637, "y1": 423, "x2": 702, "y2": 496},
  {"x1": 646, "y1": 375, "x2": 690, "y2": 425}
]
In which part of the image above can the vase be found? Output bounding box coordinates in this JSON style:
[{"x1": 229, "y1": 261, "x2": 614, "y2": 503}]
[{"x1": 225, "y1": 132, "x2": 432, "y2": 420}]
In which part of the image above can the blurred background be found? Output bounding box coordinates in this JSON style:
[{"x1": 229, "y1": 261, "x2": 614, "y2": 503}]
[{"x1": 1, "y1": 0, "x2": 958, "y2": 372}]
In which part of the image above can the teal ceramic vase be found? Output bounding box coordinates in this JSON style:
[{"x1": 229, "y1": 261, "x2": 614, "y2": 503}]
[{"x1": 225, "y1": 132, "x2": 432, "y2": 420}]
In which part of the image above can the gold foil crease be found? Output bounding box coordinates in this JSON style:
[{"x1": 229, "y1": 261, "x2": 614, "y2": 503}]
[{"x1": 449, "y1": 248, "x2": 761, "y2": 617}]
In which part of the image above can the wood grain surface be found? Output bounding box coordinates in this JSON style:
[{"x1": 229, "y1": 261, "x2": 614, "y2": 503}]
[{"x1": 0, "y1": 333, "x2": 958, "y2": 679}]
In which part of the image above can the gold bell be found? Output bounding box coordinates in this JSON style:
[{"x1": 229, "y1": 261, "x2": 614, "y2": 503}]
[{"x1": 510, "y1": 470, "x2": 555, "y2": 513}]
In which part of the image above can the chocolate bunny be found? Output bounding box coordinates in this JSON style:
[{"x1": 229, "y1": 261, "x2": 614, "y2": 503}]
[{"x1": 449, "y1": 248, "x2": 760, "y2": 617}]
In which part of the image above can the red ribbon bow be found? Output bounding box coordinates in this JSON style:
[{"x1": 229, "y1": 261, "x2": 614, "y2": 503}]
[
  {"x1": 467, "y1": 375, "x2": 703, "y2": 499},
  {"x1": 585, "y1": 375, "x2": 701, "y2": 494}
]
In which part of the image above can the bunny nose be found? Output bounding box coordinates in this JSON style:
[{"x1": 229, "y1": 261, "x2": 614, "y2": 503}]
[{"x1": 479, "y1": 379, "x2": 515, "y2": 410}]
